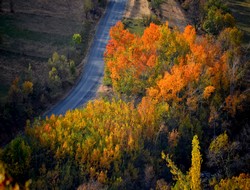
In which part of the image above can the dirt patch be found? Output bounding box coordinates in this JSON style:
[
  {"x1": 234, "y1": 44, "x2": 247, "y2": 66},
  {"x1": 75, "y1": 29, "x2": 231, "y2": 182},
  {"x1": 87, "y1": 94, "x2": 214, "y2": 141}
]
[
  {"x1": 95, "y1": 84, "x2": 113, "y2": 100},
  {"x1": 123, "y1": 0, "x2": 191, "y2": 30},
  {"x1": 124, "y1": 0, "x2": 151, "y2": 18},
  {"x1": 160, "y1": 0, "x2": 191, "y2": 31}
]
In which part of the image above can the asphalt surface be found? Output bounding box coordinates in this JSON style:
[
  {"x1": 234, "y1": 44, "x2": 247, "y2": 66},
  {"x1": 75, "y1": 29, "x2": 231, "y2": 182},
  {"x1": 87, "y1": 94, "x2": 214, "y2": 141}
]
[{"x1": 45, "y1": 0, "x2": 127, "y2": 117}]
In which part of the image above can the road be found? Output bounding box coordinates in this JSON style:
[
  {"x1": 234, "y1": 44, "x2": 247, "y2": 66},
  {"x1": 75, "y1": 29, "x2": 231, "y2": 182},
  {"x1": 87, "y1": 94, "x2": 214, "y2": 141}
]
[{"x1": 45, "y1": 0, "x2": 127, "y2": 117}]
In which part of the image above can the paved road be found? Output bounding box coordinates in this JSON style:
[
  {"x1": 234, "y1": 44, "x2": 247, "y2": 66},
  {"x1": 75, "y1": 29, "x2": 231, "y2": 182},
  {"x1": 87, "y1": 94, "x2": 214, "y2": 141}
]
[{"x1": 45, "y1": 0, "x2": 127, "y2": 116}]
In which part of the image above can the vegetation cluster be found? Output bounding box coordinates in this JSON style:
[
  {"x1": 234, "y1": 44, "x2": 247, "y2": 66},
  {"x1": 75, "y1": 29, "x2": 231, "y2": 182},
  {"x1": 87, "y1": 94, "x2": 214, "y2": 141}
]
[
  {"x1": 0, "y1": 0, "x2": 108, "y2": 145},
  {"x1": 0, "y1": 0, "x2": 249, "y2": 189}
]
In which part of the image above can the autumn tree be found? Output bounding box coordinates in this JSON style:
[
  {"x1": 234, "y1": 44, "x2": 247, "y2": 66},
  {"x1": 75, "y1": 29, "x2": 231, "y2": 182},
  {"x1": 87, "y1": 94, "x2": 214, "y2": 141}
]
[
  {"x1": 189, "y1": 135, "x2": 202, "y2": 190},
  {"x1": 104, "y1": 22, "x2": 246, "y2": 175},
  {"x1": 162, "y1": 135, "x2": 202, "y2": 190},
  {"x1": 162, "y1": 153, "x2": 190, "y2": 190},
  {"x1": 207, "y1": 132, "x2": 241, "y2": 177},
  {"x1": 21, "y1": 99, "x2": 163, "y2": 188},
  {"x1": 214, "y1": 173, "x2": 250, "y2": 190},
  {"x1": 104, "y1": 22, "x2": 161, "y2": 95},
  {"x1": 218, "y1": 27, "x2": 243, "y2": 51},
  {"x1": 0, "y1": 161, "x2": 31, "y2": 190},
  {"x1": 1, "y1": 11, "x2": 248, "y2": 189}
]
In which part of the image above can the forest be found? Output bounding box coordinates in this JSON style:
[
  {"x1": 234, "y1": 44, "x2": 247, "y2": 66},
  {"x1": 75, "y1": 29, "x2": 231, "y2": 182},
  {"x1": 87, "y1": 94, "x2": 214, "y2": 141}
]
[
  {"x1": 0, "y1": 0, "x2": 106, "y2": 145},
  {"x1": 0, "y1": 0, "x2": 250, "y2": 189}
]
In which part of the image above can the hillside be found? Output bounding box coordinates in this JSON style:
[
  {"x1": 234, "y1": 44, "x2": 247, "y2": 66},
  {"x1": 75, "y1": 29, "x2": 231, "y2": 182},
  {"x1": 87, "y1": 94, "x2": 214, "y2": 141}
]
[
  {"x1": 0, "y1": 0, "x2": 250, "y2": 189},
  {"x1": 0, "y1": 0, "x2": 105, "y2": 145},
  {"x1": 0, "y1": 0, "x2": 94, "y2": 102}
]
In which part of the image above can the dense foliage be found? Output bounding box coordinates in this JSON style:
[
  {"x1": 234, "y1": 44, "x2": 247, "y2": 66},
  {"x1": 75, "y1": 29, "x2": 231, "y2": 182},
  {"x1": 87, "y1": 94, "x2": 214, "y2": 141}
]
[
  {"x1": 0, "y1": 0, "x2": 249, "y2": 189},
  {"x1": 1, "y1": 99, "x2": 164, "y2": 189},
  {"x1": 177, "y1": 0, "x2": 236, "y2": 34}
]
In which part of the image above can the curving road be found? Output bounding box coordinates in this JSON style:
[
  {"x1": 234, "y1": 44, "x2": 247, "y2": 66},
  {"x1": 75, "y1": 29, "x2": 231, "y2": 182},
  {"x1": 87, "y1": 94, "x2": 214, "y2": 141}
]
[{"x1": 45, "y1": 0, "x2": 127, "y2": 117}]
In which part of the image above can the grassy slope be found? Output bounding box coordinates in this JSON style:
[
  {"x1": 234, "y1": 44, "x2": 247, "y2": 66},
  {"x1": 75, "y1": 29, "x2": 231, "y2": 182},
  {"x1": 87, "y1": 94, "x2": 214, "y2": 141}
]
[{"x1": 0, "y1": 0, "x2": 92, "y2": 101}]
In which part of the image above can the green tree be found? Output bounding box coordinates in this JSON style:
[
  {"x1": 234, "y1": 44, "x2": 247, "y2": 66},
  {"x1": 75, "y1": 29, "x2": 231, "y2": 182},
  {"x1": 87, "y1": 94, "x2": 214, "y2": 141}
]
[
  {"x1": 203, "y1": 8, "x2": 235, "y2": 35},
  {"x1": 72, "y1": 33, "x2": 82, "y2": 45},
  {"x1": 48, "y1": 52, "x2": 76, "y2": 96}
]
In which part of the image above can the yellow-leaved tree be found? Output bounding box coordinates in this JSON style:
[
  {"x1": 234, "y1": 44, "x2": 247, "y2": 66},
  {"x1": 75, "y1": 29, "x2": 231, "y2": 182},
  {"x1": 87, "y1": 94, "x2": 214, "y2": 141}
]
[
  {"x1": 189, "y1": 135, "x2": 202, "y2": 190},
  {"x1": 162, "y1": 135, "x2": 202, "y2": 190}
]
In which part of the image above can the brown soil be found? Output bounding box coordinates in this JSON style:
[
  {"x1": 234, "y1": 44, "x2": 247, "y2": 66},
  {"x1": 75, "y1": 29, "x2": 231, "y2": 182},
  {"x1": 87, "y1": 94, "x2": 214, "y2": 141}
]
[
  {"x1": 123, "y1": 0, "x2": 191, "y2": 29},
  {"x1": 124, "y1": 0, "x2": 151, "y2": 18},
  {"x1": 160, "y1": 0, "x2": 191, "y2": 31},
  {"x1": 95, "y1": 84, "x2": 113, "y2": 100}
]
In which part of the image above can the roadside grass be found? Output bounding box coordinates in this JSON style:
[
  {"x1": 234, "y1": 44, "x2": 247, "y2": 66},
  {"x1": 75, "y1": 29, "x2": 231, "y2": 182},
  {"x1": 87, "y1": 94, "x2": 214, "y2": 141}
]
[
  {"x1": 228, "y1": 0, "x2": 250, "y2": 45},
  {"x1": 122, "y1": 18, "x2": 146, "y2": 35}
]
